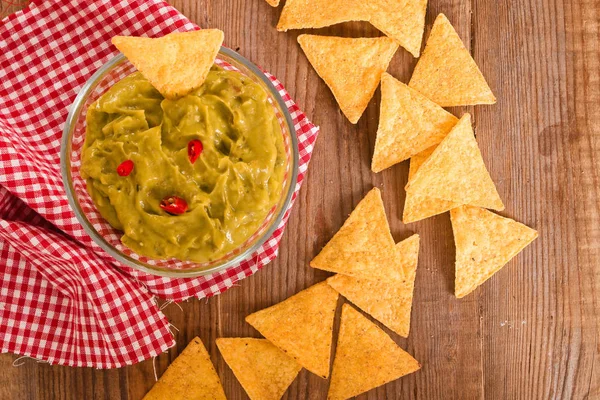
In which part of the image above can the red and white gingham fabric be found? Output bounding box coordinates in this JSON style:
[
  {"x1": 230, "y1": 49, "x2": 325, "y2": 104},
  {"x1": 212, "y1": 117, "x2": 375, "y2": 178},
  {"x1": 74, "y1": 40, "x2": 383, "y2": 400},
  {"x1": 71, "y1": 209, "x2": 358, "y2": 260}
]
[{"x1": 0, "y1": 0, "x2": 318, "y2": 367}]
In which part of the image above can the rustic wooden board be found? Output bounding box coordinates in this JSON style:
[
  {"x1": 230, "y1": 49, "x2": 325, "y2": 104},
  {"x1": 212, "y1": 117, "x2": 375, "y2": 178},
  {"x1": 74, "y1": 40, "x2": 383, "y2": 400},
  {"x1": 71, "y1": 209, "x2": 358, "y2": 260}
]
[{"x1": 1, "y1": 0, "x2": 599, "y2": 399}]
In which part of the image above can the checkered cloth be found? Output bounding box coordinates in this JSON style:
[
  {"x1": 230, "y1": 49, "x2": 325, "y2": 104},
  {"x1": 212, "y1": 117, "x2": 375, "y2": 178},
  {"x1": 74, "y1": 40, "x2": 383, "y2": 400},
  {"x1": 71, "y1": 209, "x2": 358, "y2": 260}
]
[{"x1": 0, "y1": 0, "x2": 318, "y2": 367}]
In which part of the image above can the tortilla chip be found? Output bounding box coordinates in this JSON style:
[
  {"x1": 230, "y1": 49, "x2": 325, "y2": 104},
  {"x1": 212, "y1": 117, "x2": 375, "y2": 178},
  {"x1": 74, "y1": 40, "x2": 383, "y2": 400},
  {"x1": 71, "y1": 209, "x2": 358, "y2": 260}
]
[
  {"x1": 277, "y1": 0, "x2": 369, "y2": 31},
  {"x1": 112, "y1": 30, "x2": 224, "y2": 100},
  {"x1": 245, "y1": 282, "x2": 339, "y2": 379},
  {"x1": 451, "y1": 205, "x2": 538, "y2": 298},
  {"x1": 372, "y1": 73, "x2": 458, "y2": 172},
  {"x1": 265, "y1": 0, "x2": 280, "y2": 6},
  {"x1": 310, "y1": 188, "x2": 405, "y2": 282},
  {"x1": 408, "y1": 14, "x2": 496, "y2": 106},
  {"x1": 328, "y1": 304, "x2": 421, "y2": 400},
  {"x1": 405, "y1": 113, "x2": 504, "y2": 211},
  {"x1": 369, "y1": 0, "x2": 428, "y2": 57},
  {"x1": 216, "y1": 338, "x2": 301, "y2": 400},
  {"x1": 403, "y1": 146, "x2": 462, "y2": 223},
  {"x1": 297, "y1": 35, "x2": 398, "y2": 124},
  {"x1": 326, "y1": 235, "x2": 419, "y2": 337},
  {"x1": 142, "y1": 337, "x2": 226, "y2": 400}
]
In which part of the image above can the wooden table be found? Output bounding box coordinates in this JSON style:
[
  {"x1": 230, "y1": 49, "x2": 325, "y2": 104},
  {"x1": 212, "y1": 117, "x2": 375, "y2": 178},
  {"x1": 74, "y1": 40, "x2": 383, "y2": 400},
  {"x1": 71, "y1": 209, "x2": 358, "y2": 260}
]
[{"x1": 2, "y1": 0, "x2": 599, "y2": 399}]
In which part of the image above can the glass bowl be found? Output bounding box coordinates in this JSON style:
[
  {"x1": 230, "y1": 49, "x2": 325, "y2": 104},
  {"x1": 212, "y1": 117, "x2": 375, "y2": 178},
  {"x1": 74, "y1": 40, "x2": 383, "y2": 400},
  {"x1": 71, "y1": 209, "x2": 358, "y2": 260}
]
[{"x1": 61, "y1": 48, "x2": 299, "y2": 277}]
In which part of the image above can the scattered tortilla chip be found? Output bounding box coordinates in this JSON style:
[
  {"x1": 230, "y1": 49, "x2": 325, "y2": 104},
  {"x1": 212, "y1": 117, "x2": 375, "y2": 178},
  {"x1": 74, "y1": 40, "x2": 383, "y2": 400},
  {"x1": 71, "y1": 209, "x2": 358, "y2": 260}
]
[
  {"x1": 245, "y1": 282, "x2": 339, "y2": 379},
  {"x1": 405, "y1": 113, "x2": 504, "y2": 211},
  {"x1": 216, "y1": 338, "x2": 302, "y2": 400},
  {"x1": 327, "y1": 234, "x2": 419, "y2": 337},
  {"x1": 372, "y1": 72, "x2": 458, "y2": 172},
  {"x1": 297, "y1": 35, "x2": 398, "y2": 124},
  {"x1": 408, "y1": 14, "x2": 496, "y2": 106},
  {"x1": 310, "y1": 188, "x2": 405, "y2": 282},
  {"x1": 369, "y1": 0, "x2": 428, "y2": 57},
  {"x1": 277, "y1": 0, "x2": 369, "y2": 31},
  {"x1": 112, "y1": 30, "x2": 224, "y2": 100},
  {"x1": 328, "y1": 304, "x2": 421, "y2": 400},
  {"x1": 142, "y1": 337, "x2": 226, "y2": 400},
  {"x1": 265, "y1": 0, "x2": 280, "y2": 6},
  {"x1": 403, "y1": 146, "x2": 462, "y2": 223},
  {"x1": 451, "y1": 205, "x2": 538, "y2": 298}
]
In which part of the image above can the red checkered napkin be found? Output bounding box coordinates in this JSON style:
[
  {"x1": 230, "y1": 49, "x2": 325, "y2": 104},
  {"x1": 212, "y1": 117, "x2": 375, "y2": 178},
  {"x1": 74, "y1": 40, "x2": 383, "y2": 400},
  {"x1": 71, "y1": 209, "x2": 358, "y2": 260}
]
[{"x1": 0, "y1": 0, "x2": 318, "y2": 367}]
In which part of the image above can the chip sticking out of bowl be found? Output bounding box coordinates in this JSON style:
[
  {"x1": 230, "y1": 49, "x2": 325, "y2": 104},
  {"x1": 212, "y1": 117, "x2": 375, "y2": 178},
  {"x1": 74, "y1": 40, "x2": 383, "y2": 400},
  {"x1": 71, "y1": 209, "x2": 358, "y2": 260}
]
[
  {"x1": 142, "y1": 337, "x2": 226, "y2": 400},
  {"x1": 451, "y1": 205, "x2": 538, "y2": 298},
  {"x1": 372, "y1": 72, "x2": 458, "y2": 173},
  {"x1": 328, "y1": 304, "x2": 421, "y2": 400},
  {"x1": 408, "y1": 13, "x2": 496, "y2": 106},
  {"x1": 310, "y1": 188, "x2": 405, "y2": 282},
  {"x1": 403, "y1": 145, "x2": 462, "y2": 223},
  {"x1": 297, "y1": 35, "x2": 398, "y2": 124},
  {"x1": 327, "y1": 234, "x2": 420, "y2": 338},
  {"x1": 112, "y1": 29, "x2": 224, "y2": 99},
  {"x1": 245, "y1": 282, "x2": 339, "y2": 379},
  {"x1": 216, "y1": 338, "x2": 302, "y2": 400},
  {"x1": 405, "y1": 113, "x2": 504, "y2": 211}
]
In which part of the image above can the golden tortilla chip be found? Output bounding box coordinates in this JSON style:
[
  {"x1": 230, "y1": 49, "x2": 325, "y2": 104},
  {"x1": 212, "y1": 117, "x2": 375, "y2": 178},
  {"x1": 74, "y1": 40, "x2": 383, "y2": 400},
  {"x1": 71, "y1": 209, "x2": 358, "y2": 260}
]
[
  {"x1": 277, "y1": 0, "x2": 369, "y2": 31},
  {"x1": 265, "y1": 0, "x2": 280, "y2": 6},
  {"x1": 245, "y1": 282, "x2": 339, "y2": 379},
  {"x1": 112, "y1": 30, "x2": 224, "y2": 100},
  {"x1": 328, "y1": 304, "x2": 421, "y2": 400},
  {"x1": 369, "y1": 0, "x2": 428, "y2": 57},
  {"x1": 297, "y1": 35, "x2": 398, "y2": 124},
  {"x1": 326, "y1": 235, "x2": 419, "y2": 337},
  {"x1": 403, "y1": 146, "x2": 461, "y2": 223},
  {"x1": 216, "y1": 338, "x2": 302, "y2": 400},
  {"x1": 310, "y1": 188, "x2": 405, "y2": 282},
  {"x1": 372, "y1": 72, "x2": 458, "y2": 172},
  {"x1": 451, "y1": 205, "x2": 538, "y2": 298},
  {"x1": 405, "y1": 113, "x2": 504, "y2": 211},
  {"x1": 142, "y1": 337, "x2": 226, "y2": 400},
  {"x1": 408, "y1": 14, "x2": 496, "y2": 106}
]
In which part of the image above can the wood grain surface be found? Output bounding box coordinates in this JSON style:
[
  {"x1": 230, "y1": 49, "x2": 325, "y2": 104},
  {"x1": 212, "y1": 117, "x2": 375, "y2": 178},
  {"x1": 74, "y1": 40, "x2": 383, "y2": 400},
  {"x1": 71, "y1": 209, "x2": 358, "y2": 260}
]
[{"x1": 1, "y1": 0, "x2": 599, "y2": 399}]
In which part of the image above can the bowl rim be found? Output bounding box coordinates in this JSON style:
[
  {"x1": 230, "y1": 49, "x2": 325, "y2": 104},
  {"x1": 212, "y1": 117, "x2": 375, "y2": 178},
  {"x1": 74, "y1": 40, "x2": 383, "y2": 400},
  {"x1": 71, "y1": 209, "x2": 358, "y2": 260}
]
[{"x1": 60, "y1": 47, "x2": 299, "y2": 278}]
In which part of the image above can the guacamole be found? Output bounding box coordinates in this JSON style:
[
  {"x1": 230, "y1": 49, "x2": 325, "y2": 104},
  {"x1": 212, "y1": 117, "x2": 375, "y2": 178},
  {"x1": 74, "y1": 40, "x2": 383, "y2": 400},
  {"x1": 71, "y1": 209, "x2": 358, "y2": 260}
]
[{"x1": 81, "y1": 66, "x2": 286, "y2": 262}]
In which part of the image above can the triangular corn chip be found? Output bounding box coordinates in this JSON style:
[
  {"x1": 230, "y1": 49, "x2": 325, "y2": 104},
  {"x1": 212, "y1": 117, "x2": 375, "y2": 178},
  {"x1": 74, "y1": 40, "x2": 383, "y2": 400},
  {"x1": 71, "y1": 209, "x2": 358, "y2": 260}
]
[
  {"x1": 310, "y1": 188, "x2": 405, "y2": 282},
  {"x1": 297, "y1": 35, "x2": 398, "y2": 124},
  {"x1": 216, "y1": 338, "x2": 302, "y2": 400},
  {"x1": 403, "y1": 146, "x2": 461, "y2": 223},
  {"x1": 405, "y1": 113, "x2": 504, "y2": 211},
  {"x1": 328, "y1": 304, "x2": 421, "y2": 400},
  {"x1": 112, "y1": 30, "x2": 224, "y2": 99},
  {"x1": 408, "y1": 14, "x2": 496, "y2": 106},
  {"x1": 277, "y1": 0, "x2": 369, "y2": 31},
  {"x1": 142, "y1": 337, "x2": 226, "y2": 400},
  {"x1": 372, "y1": 72, "x2": 458, "y2": 172},
  {"x1": 327, "y1": 234, "x2": 419, "y2": 337},
  {"x1": 368, "y1": 0, "x2": 428, "y2": 57},
  {"x1": 265, "y1": 0, "x2": 280, "y2": 6},
  {"x1": 451, "y1": 205, "x2": 538, "y2": 298},
  {"x1": 245, "y1": 282, "x2": 339, "y2": 379}
]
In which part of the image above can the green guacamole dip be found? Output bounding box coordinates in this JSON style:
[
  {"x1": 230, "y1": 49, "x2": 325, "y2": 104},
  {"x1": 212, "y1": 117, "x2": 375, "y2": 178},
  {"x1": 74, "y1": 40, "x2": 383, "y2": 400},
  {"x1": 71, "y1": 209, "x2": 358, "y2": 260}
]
[{"x1": 81, "y1": 66, "x2": 286, "y2": 262}]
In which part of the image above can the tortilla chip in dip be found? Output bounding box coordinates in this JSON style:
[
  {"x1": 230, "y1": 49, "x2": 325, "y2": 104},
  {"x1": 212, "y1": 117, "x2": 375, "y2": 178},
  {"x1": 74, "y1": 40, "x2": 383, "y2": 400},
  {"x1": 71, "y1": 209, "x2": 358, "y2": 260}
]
[
  {"x1": 112, "y1": 29, "x2": 224, "y2": 99},
  {"x1": 451, "y1": 205, "x2": 538, "y2": 298},
  {"x1": 297, "y1": 35, "x2": 398, "y2": 124},
  {"x1": 408, "y1": 14, "x2": 495, "y2": 106}
]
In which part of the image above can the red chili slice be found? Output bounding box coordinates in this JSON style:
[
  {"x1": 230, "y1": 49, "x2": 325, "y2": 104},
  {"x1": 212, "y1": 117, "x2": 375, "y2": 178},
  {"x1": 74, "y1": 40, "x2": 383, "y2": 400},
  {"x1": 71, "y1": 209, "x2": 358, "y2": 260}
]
[
  {"x1": 116, "y1": 159, "x2": 134, "y2": 176},
  {"x1": 159, "y1": 196, "x2": 188, "y2": 215},
  {"x1": 188, "y1": 139, "x2": 203, "y2": 164}
]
